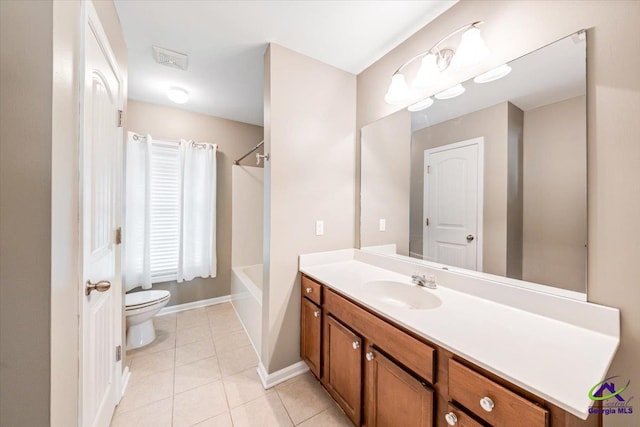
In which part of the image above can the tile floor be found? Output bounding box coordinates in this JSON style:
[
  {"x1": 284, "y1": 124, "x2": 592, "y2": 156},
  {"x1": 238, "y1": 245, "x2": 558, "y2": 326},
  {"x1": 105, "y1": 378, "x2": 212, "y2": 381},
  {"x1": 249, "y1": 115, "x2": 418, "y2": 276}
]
[{"x1": 111, "y1": 303, "x2": 352, "y2": 426}]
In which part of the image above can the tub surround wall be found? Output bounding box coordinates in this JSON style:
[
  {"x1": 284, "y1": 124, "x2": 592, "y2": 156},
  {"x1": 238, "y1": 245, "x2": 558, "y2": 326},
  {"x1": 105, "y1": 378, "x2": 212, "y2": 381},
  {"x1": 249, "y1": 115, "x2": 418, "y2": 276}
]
[
  {"x1": 126, "y1": 100, "x2": 263, "y2": 307},
  {"x1": 262, "y1": 44, "x2": 356, "y2": 374},
  {"x1": 231, "y1": 165, "x2": 264, "y2": 268},
  {"x1": 357, "y1": 5, "x2": 640, "y2": 426}
]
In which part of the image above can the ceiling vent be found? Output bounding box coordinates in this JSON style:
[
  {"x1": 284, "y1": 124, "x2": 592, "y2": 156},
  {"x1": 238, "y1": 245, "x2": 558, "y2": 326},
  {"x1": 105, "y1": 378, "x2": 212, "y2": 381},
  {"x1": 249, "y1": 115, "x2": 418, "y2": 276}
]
[{"x1": 153, "y1": 46, "x2": 188, "y2": 71}]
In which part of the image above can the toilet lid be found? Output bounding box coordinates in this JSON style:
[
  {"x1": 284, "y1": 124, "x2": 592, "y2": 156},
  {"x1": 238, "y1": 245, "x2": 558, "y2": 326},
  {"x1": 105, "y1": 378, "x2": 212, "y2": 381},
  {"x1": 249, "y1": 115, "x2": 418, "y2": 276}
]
[{"x1": 125, "y1": 290, "x2": 171, "y2": 310}]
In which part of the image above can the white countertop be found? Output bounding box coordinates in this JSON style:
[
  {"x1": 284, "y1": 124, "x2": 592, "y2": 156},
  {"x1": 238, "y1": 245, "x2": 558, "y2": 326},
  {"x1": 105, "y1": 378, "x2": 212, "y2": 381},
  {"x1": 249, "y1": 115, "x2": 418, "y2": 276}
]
[{"x1": 299, "y1": 250, "x2": 620, "y2": 420}]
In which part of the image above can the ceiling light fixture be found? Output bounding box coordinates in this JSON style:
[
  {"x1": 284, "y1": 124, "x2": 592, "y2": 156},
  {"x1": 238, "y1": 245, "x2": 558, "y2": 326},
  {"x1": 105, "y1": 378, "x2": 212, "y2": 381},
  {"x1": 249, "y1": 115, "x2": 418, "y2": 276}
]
[
  {"x1": 434, "y1": 84, "x2": 465, "y2": 100},
  {"x1": 408, "y1": 97, "x2": 434, "y2": 112},
  {"x1": 473, "y1": 64, "x2": 512, "y2": 83},
  {"x1": 167, "y1": 87, "x2": 189, "y2": 104},
  {"x1": 385, "y1": 21, "x2": 489, "y2": 105}
]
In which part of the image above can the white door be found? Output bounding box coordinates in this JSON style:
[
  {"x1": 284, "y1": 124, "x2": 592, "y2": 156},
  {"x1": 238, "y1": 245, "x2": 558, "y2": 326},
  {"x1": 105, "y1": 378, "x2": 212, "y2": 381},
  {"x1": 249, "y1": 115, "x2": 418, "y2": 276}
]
[
  {"x1": 80, "y1": 3, "x2": 123, "y2": 427},
  {"x1": 423, "y1": 138, "x2": 483, "y2": 270}
]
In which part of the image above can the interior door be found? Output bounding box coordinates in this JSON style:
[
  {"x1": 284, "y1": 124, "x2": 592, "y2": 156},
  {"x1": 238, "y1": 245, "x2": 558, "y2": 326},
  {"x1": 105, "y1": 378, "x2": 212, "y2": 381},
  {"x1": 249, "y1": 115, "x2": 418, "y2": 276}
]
[
  {"x1": 423, "y1": 138, "x2": 482, "y2": 270},
  {"x1": 80, "y1": 3, "x2": 123, "y2": 426}
]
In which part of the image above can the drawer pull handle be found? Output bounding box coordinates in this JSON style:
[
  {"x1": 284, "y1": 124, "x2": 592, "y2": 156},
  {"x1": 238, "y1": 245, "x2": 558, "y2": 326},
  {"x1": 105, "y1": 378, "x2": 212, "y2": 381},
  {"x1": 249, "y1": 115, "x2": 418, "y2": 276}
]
[
  {"x1": 352, "y1": 341, "x2": 360, "y2": 350},
  {"x1": 313, "y1": 311, "x2": 321, "y2": 318},
  {"x1": 444, "y1": 412, "x2": 458, "y2": 426},
  {"x1": 366, "y1": 352, "x2": 375, "y2": 361},
  {"x1": 480, "y1": 396, "x2": 495, "y2": 412},
  {"x1": 305, "y1": 287, "x2": 313, "y2": 294}
]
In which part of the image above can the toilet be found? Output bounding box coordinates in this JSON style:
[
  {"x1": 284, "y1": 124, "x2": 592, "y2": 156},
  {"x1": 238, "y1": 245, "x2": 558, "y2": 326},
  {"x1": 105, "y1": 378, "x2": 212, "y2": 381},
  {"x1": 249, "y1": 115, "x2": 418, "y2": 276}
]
[{"x1": 125, "y1": 290, "x2": 171, "y2": 350}]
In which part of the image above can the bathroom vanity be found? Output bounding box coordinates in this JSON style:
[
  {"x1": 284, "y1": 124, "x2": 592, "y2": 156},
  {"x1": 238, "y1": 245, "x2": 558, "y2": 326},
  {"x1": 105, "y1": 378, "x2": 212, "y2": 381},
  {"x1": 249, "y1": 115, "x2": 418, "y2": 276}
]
[{"x1": 299, "y1": 249, "x2": 619, "y2": 427}]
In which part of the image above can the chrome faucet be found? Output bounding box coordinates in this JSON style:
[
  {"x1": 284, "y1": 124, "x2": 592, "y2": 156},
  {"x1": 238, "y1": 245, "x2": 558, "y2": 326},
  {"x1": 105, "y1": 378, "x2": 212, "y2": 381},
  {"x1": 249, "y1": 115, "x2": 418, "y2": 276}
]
[{"x1": 412, "y1": 273, "x2": 437, "y2": 289}]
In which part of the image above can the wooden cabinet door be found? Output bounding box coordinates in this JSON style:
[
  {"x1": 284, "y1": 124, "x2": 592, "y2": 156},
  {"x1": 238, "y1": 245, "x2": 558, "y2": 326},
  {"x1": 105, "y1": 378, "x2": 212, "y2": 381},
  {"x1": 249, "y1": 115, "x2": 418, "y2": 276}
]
[
  {"x1": 366, "y1": 347, "x2": 434, "y2": 427},
  {"x1": 324, "y1": 315, "x2": 363, "y2": 425},
  {"x1": 301, "y1": 298, "x2": 322, "y2": 378}
]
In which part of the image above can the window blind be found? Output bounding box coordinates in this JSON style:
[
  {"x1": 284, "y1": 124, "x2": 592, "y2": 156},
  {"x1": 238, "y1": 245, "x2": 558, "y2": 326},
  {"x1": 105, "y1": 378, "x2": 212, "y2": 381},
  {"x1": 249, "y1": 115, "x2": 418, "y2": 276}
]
[{"x1": 149, "y1": 142, "x2": 181, "y2": 282}]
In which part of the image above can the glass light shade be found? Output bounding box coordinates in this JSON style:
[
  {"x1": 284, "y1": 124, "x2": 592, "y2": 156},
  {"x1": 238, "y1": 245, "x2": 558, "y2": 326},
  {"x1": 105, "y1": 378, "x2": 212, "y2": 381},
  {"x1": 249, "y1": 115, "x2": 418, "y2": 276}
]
[
  {"x1": 413, "y1": 54, "x2": 441, "y2": 89},
  {"x1": 167, "y1": 87, "x2": 189, "y2": 104},
  {"x1": 473, "y1": 64, "x2": 512, "y2": 83},
  {"x1": 434, "y1": 84, "x2": 465, "y2": 100},
  {"x1": 384, "y1": 74, "x2": 412, "y2": 105},
  {"x1": 451, "y1": 27, "x2": 490, "y2": 69},
  {"x1": 408, "y1": 97, "x2": 434, "y2": 112}
]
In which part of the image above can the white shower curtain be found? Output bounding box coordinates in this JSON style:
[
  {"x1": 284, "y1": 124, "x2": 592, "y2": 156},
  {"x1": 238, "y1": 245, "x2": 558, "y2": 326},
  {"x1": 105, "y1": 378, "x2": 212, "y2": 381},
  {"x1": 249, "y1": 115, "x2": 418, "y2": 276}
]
[
  {"x1": 178, "y1": 140, "x2": 218, "y2": 282},
  {"x1": 124, "y1": 133, "x2": 217, "y2": 291},
  {"x1": 124, "y1": 132, "x2": 152, "y2": 290}
]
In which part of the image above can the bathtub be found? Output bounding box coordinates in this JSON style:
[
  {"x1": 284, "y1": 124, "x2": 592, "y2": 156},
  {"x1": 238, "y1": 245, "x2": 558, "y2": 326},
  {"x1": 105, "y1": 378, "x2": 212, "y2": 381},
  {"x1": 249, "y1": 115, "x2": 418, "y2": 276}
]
[{"x1": 231, "y1": 264, "x2": 262, "y2": 356}]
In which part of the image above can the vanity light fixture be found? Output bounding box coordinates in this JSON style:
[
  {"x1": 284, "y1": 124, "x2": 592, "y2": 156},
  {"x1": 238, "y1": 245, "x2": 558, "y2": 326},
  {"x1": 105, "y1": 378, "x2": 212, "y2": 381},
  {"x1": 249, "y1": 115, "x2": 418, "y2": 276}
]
[
  {"x1": 473, "y1": 64, "x2": 512, "y2": 83},
  {"x1": 434, "y1": 84, "x2": 465, "y2": 100},
  {"x1": 408, "y1": 97, "x2": 434, "y2": 112},
  {"x1": 385, "y1": 21, "x2": 488, "y2": 105},
  {"x1": 167, "y1": 87, "x2": 189, "y2": 104}
]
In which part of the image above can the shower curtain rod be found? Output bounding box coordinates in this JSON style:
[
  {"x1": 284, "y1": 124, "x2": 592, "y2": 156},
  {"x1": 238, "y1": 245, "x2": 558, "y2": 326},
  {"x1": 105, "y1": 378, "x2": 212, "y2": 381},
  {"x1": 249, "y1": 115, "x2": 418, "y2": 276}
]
[
  {"x1": 131, "y1": 133, "x2": 217, "y2": 150},
  {"x1": 234, "y1": 140, "x2": 264, "y2": 165}
]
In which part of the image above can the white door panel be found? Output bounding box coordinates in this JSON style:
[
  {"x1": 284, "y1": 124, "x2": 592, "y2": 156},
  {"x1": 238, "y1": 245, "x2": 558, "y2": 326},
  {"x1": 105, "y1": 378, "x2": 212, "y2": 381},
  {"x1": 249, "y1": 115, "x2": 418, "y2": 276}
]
[
  {"x1": 81, "y1": 3, "x2": 122, "y2": 427},
  {"x1": 424, "y1": 138, "x2": 482, "y2": 271}
]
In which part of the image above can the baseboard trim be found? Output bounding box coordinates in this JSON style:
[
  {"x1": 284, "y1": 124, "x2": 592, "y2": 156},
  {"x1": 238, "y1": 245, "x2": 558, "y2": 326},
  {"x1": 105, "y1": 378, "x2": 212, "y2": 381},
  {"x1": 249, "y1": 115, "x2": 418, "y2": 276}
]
[
  {"x1": 257, "y1": 360, "x2": 309, "y2": 389},
  {"x1": 120, "y1": 366, "x2": 131, "y2": 400},
  {"x1": 158, "y1": 295, "x2": 231, "y2": 316}
]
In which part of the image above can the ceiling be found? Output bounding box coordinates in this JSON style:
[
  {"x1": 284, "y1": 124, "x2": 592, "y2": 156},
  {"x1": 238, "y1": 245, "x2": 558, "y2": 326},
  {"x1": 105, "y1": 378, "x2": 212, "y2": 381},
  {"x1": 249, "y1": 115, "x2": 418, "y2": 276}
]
[
  {"x1": 114, "y1": 0, "x2": 457, "y2": 126},
  {"x1": 412, "y1": 32, "x2": 586, "y2": 131}
]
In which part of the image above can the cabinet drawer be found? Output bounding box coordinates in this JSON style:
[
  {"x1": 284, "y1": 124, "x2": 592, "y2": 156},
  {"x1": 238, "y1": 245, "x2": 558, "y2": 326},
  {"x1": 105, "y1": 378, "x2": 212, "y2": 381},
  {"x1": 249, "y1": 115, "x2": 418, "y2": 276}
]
[
  {"x1": 301, "y1": 275, "x2": 322, "y2": 305},
  {"x1": 449, "y1": 359, "x2": 548, "y2": 427},
  {"x1": 325, "y1": 289, "x2": 434, "y2": 384}
]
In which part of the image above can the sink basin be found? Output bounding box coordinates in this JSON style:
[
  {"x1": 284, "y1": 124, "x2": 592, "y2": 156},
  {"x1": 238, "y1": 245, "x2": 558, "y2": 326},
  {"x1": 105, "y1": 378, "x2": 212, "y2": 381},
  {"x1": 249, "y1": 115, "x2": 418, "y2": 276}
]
[{"x1": 363, "y1": 280, "x2": 442, "y2": 310}]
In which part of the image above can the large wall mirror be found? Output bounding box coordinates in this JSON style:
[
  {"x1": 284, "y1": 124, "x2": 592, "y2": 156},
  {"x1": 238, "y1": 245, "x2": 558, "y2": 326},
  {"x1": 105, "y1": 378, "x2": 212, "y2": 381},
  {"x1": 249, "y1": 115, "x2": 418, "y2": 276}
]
[{"x1": 360, "y1": 31, "x2": 587, "y2": 298}]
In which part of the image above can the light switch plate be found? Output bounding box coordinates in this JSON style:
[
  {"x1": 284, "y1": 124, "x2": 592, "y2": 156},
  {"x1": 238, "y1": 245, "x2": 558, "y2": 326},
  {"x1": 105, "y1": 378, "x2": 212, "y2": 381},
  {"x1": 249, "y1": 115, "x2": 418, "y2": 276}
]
[
  {"x1": 315, "y1": 220, "x2": 324, "y2": 236},
  {"x1": 379, "y1": 219, "x2": 386, "y2": 232}
]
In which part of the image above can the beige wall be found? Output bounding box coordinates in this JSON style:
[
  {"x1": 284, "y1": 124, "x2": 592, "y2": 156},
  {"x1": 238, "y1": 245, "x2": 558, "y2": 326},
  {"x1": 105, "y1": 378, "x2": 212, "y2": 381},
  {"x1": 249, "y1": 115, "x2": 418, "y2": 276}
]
[
  {"x1": 361, "y1": 109, "x2": 411, "y2": 254},
  {"x1": 232, "y1": 166, "x2": 264, "y2": 267},
  {"x1": 357, "y1": 2, "x2": 640, "y2": 426},
  {"x1": 1, "y1": 1, "x2": 127, "y2": 424},
  {"x1": 127, "y1": 100, "x2": 263, "y2": 306},
  {"x1": 506, "y1": 103, "x2": 524, "y2": 279},
  {"x1": 411, "y1": 102, "x2": 510, "y2": 276},
  {"x1": 0, "y1": 2, "x2": 53, "y2": 425},
  {"x1": 262, "y1": 44, "x2": 356, "y2": 373},
  {"x1": 523, "y1": 96, "x2": 587, "y2": 293}
]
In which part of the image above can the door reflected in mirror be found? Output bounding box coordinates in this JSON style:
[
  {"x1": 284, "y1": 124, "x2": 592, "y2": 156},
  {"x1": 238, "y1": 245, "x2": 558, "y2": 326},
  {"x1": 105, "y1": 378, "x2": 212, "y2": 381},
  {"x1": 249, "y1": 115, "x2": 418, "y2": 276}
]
[{"x1": 360, "y1": 31, "x2": 587, "y2": 298}]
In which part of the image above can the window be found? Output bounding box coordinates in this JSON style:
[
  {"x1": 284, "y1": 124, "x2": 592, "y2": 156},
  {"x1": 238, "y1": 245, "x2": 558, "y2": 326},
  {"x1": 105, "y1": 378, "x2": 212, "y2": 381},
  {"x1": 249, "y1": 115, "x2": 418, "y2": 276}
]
[
  {"x1": 124, "y1": 134, "x2": 218, "y2": 290},
  {"x1": 149, "y1": 142, "x2": 181, "y2": 282}
]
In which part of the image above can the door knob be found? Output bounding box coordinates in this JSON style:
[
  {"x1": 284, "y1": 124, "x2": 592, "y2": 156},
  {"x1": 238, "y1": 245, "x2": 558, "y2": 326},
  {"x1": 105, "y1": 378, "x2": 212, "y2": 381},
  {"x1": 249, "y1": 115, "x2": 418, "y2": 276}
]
[
  {"x1": 305, "y1": 287, "x2": 312, "y2": 294},
  {"x1": 352, "y1": 341, "x2": 360, "y2": 350},
  {"x1": 313, "y1": 311, "x2": 321, "y2": 318},
  {"x1": 366, "y1": 352, "x2": 375, "y2": 361},
  {"x1": 466, "y1": 234, "x2": 475, "y2": 242},
  {"x1": 85, "y1": 280, "x2": 111, "y2": 296}
]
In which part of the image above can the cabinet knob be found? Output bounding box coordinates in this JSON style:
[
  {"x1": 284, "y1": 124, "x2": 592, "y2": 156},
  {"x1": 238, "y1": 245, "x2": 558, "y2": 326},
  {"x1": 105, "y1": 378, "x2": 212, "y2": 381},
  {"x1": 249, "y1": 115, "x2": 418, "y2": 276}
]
[
  {"x1": 305, "y1": 287, "x2": 312, "y2": 294},
  {"x1": 444, "y1": 412, "x2": 458, "y2": 426},
  {"x1": 352, "y1": 341, "x2": 360, "y2": 350},
  {"x1": 365, "y1": 352, "x2": 375, "y2": 361},
  {"x1": 313, "y1": 311, "x2": 321, "y2": 318},
  {"x1": 480, "y1": 396, "x2": 495, "y2": 412}
]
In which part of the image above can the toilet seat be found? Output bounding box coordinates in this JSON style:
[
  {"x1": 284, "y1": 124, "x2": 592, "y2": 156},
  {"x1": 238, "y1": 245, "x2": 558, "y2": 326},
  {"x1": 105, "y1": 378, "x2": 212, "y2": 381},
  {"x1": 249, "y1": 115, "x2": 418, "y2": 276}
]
[{"x1": 125, "y1": 290, "x2": 171, "y2": 311}]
